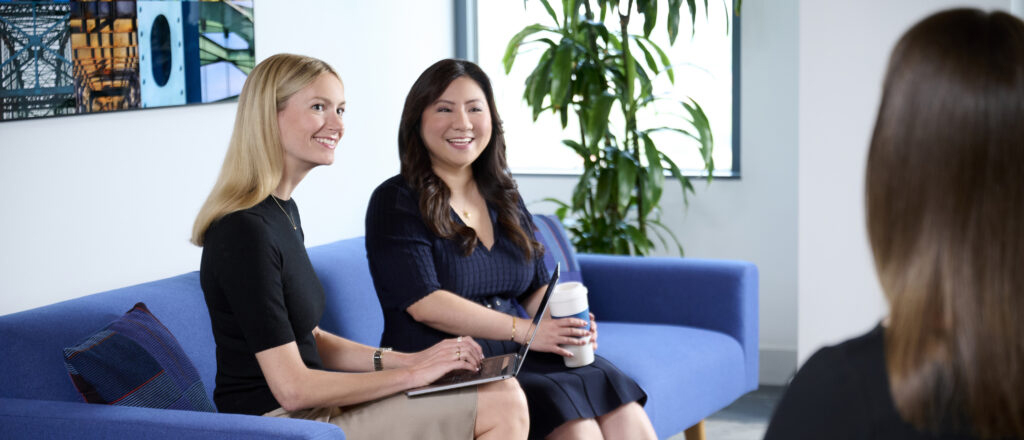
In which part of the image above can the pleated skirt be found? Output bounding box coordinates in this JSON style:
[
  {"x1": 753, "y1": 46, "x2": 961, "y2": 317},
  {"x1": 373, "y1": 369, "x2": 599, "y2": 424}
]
[{"x1": 481, "y1": 339, "x2": 648, "y2": 439}]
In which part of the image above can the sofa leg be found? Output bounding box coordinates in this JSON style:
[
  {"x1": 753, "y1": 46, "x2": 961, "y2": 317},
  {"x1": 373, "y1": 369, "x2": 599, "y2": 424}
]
[{"x1": 684, "y1": 420, "x2": 706, "y2": 440}]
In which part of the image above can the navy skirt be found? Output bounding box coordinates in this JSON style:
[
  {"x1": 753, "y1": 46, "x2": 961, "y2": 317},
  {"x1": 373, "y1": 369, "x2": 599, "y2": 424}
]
[{"x1": 480, "y1": 339, "x2": 648, "y2": 439}]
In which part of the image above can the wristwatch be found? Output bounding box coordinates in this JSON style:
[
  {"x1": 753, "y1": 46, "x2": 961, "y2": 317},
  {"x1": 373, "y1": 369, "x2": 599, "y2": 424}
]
[{"x1": 373, "y1": 347, "x2": 392, "y2": 371}]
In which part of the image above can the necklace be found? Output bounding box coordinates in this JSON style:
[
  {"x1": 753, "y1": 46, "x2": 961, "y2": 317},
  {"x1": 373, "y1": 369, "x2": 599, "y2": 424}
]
[
  {"x1": 451, "y1": 201, "x2": 471, "y2": 220},
  {"x1": 270, "y1": 195, "x2": 298, "y2": 230}
]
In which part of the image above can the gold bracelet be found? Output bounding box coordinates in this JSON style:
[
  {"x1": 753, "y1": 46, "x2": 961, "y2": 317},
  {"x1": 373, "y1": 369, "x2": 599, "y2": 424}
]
[{"x1": 510, "y1": 316, "x2": 517, "y2": 342}]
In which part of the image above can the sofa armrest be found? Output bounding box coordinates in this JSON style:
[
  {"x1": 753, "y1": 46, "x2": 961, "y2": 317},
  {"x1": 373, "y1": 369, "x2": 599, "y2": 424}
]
[
  {"x1": 0, "y1": 398, "x2": 344, "y2": 440},
  {"x1": 578, "y1": 253, "x2": 759, "y2": 389}
]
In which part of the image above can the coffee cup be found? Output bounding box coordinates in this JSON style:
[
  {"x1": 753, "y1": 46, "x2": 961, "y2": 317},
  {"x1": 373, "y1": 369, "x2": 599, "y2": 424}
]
[{"x1": 549, "y1": 281, "x2": 595, "y2": 368}]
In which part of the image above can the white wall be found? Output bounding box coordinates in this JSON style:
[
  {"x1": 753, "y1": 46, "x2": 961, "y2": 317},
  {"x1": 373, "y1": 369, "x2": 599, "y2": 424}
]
[{"x1": 0, "y1": 1, "x2": 454, "y2": 315}]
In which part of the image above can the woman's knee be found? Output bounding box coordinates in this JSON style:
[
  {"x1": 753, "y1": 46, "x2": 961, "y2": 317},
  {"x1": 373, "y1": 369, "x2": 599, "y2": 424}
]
[
  {"x1": 477, "y1": 379, "x2": 529, "y2": 435},
  {"x1": 487, "y1": 378, "x2": 528, "y2": 417}
]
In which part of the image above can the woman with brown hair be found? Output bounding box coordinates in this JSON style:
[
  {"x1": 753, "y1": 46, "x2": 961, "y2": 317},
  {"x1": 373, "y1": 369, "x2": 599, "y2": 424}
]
[
  {"x1": 365, "y1": 58, "x2": 655, "y2": 439},
  {"x1": 765, "y1": 9, "x2": 1024, "y2": 439},
  {"x1": 193, "y1": 53, "x2": 528, "y2": 439}
]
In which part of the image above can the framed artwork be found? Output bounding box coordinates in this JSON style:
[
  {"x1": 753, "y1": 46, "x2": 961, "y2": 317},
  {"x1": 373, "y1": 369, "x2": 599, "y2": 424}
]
[{"x1": 0, "y1": 0, "x2": 255, "y2": 122}]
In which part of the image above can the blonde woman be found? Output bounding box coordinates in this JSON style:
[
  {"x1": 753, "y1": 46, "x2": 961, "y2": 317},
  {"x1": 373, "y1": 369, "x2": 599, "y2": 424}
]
[
  {"x1": 765, "y1": 9, "x2": 1024, "y2": 439},
  {"x1": 192, "y1": 53, "x2": 528, "y2": 439}
]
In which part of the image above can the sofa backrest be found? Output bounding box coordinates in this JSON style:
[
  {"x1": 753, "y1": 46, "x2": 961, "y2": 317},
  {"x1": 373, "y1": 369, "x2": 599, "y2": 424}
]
[
  {"x1": 307, "y1": 236, "x2": 383, "y2": 346},
  {"x1": 0, "y1": 272, "x2": 218, "y2": 404},
  {"x1": 0, "y1": 236, "x2": 381, "y2": 406},
  {"x1": 0, "y1": 224, "x2": 570, "y2": 405},
  {"x1": 531, "y1": 214, "x2": 583, "y2": 283}
]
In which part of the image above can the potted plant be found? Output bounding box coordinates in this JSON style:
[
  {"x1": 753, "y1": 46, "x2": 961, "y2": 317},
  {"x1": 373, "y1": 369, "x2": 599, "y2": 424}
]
[{"x1": 504, "y1": 0, "x2": 739, "y2": 255}]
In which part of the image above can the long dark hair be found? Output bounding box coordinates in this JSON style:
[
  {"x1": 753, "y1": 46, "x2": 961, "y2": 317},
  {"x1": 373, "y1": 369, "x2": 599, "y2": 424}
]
[
  {"x1": 866, "y1": 9, "x2": 1024, "y2": 438},
  {"x1": 398, "y1": 59, "x2": 542, "y2": 259}
]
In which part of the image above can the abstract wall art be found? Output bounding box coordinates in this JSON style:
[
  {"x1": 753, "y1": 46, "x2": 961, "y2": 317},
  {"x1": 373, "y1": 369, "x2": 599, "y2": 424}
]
[{"x1": 0, "y1": 0, "x2": 254, "y2": 122}]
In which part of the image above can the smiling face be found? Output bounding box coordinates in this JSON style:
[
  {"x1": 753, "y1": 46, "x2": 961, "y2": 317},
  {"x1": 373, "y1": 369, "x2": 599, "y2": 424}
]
[
  {"x1": 277, "y1": 72, "x2": 346, "y2": 174},
  {"x1": 419, "y1": 76, "x2": 493, "y2": 175}
]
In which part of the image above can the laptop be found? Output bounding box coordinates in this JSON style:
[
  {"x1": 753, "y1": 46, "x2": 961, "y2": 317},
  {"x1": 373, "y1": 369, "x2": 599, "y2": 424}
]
[{"x1": 406, "y1": 263, "x2": 560, "y2": 396}]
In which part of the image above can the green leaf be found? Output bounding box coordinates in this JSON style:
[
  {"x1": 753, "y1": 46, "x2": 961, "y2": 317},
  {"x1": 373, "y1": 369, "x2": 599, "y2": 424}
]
[
  {"x1": 528, "y1": 48, "x2": 555, "y2": 120},
  {"x1": 586, "y1": 93, "x2": 616, "y2": 146},
  {"x1": 639, "y1": 0, "x2": 657, "y2": 38},
  {"x1": 641, "y1": 132, "x2": 664, "y2": 213},
  {"x1": 682, "y1": 98, "x2": 715, "y2": 180},
  {"x1": 662, "y1": 153, "x2": 695, "y2": 205},
  {"x1": 650, "y1": 218, "x2": 685, "y2": 256},
  {"x1": 503, "y1": 24, "x2": 548, "y2": 74},
  {"x1": 634, "y1": 60, "x2": 653, "y2": 102},
  {"x1": 667, "y1": 0, "x2": 682, "y2": 44},
  {"x1": 632, "y1": 37, "x2": 660, "y2": 77},
  {"x1": 549, "y1": 39, "x2": 576, "y2": 111},
  {"x1": 594, "y1": 169, "x2": 615, "y2": 214},
  {"x1": 541, "y1": 197, "x2": 570, "y2": 209},
  {"x1": 636, "y1": 35, "x2": 673, "y2": 83},
  {"x1": 562, "y1": 139, "x2": 588, "y2": 157},
  {"x1": 615, "y1": 151, "x2": 638, "y2": 213},
  {"x1": 686, "y1": 0, "x2": 697, "y2": 37},
  {"x1": 539, "y1": 0, "x2": 560, "y2": 26}
]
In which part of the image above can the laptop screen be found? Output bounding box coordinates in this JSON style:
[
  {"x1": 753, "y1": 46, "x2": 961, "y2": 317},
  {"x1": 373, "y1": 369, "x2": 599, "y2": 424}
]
[{"x1": 515, "y1": 263, "x2": 559, "y2": 373}]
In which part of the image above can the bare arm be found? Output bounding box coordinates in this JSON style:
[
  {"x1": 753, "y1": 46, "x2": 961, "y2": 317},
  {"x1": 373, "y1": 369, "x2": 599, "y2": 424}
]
[
  {"x1": 313, "y1": 326, "x2": 396, "y2": 372},
  {"x1": 255, "y1": 336, "x2": 479, "y2": 412},
  {"x1": 407, "y1": 290, "x2": 522, "y2": 341},
  {"x1": 407, "y1": 288, "x2": 589, "y2": 357},
  {"x1": 313, "y1": 326, "x2": 483, "y2": 372},
  {"x1": 519, "y1": 284, "x2": 549, "y2": 318}
]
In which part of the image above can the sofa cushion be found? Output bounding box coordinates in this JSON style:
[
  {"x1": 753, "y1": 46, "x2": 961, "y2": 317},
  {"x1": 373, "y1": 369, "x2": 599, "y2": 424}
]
[
  {"x1": 62, "y1": 302, "x2": 215, "y2": 412},
  {"x1": 595, "y1": 321, "x2": 748, "y2": 436},
  {"x1": 531, "y1": 214, "x2": 583, "y2": 283}
]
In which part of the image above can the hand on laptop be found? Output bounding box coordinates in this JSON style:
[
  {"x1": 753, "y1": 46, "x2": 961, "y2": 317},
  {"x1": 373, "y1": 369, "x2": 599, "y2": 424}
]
[{"x1": 406, "y1": 336, "x2": 484, "y2": 387}]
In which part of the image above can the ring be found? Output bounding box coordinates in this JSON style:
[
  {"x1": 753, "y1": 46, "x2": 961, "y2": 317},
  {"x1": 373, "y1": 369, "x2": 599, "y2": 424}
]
[
  {"x1": 456, "y1": 350, "x2": 461, "y2": 360},
  {"x1": 457, "y1": 336, "x2": 463, "y2": 342}
]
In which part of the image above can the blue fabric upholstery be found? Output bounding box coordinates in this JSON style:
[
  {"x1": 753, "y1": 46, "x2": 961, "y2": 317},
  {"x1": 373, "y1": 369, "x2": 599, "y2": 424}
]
[
  {"x1": 0, "y1": 218, "x2": 757, "y2": 439},
  {"x1": 0, "y1": 397, "x2": 342, "y2": 440},
  {"x1": 528, "y1": 214, "x2": 759, "y2": 437},
  {"x1": 530, "y1": 214, "x2": 583, "y2": 283}
]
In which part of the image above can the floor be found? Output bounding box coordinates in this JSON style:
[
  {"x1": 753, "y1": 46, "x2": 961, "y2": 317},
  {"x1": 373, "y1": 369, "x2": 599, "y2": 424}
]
[{"x1": 666, "y1": 385, "x2": 785, "y2": 440}]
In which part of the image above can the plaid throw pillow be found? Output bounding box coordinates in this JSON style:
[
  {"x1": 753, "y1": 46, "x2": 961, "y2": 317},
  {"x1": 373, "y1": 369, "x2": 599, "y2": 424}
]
[{"x1": 62, "y1": 302, "x2": 215, "y2": 412}]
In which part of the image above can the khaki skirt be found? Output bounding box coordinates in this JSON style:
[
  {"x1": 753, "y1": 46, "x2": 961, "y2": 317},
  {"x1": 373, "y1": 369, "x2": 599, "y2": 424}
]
[{"x1": 264, "y1": 387, "x2": 477, "y2": 440}]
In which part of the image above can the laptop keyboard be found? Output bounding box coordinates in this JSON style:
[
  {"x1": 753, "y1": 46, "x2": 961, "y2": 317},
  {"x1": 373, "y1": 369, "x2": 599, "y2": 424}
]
[{"x1": 431, "y1": 355, "x2": 510, "y2": 385}]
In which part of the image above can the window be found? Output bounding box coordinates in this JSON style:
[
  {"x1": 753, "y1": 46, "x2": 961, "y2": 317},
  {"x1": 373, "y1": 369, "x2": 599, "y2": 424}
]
[{"x1": 462, "y1": 0, "x2": 740, "y2": 177}]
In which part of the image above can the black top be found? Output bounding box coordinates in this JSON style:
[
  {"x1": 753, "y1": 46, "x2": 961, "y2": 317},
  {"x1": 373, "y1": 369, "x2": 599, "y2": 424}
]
[
  {"x1": 366, "y1": 175, "x2": 548, "y2": 354},
  {"x1": 765, "y1": 324, "x2": 979, "y2": 440},
  {"x1": 199, "y1": 196, "x2": 325, "y2": 415}
]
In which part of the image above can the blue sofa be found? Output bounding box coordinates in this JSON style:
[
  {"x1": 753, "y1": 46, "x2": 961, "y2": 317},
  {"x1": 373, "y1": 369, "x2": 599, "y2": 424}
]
[{"x1": 0, "y1": 219, "x2": 758, "y2": 439}]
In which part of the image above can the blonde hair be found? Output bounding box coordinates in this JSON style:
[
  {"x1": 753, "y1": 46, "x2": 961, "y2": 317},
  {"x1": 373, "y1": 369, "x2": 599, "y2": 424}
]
[
  {"x1": 191, "y1": 53, "x2": 338, "y2": 246},
  {"x1": 866, "y1": 9, "x2": 1024, "y2": 437}
]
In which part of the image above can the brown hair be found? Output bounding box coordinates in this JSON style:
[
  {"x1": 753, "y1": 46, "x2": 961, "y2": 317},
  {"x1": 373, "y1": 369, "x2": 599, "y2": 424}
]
[
  {"x1": 398, "y1": 59, "x2": 541, "y2": 259},
  {"x1": 191, "y1": 54, "x2": 339, "y2": 246},
  {"x1": 866, "y1": 8, "x2": 1024, "y2": 438}
]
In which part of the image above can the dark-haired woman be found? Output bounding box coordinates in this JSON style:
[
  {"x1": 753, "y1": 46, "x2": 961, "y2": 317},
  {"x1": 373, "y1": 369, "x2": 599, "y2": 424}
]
[
  {"x1": 365, "y1": 59, "x2": 656, "y2": 440},
  {"x1": 764, "y1": 8, "x2": 1024, "y2": 440}
]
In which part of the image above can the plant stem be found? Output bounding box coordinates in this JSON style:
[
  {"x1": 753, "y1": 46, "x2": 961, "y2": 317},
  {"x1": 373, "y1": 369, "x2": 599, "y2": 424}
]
[{"x1": 619, "y1": 0, "x2": 646, "y2": 250}]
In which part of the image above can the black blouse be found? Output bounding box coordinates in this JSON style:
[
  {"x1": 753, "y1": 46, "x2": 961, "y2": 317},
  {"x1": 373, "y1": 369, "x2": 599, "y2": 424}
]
[
  {"x1": 199, "y1": 196, "x2": 325, "y2": 415},
  {"x1": 765, "y1": 324, "x2": 981, "y2": 440}
]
